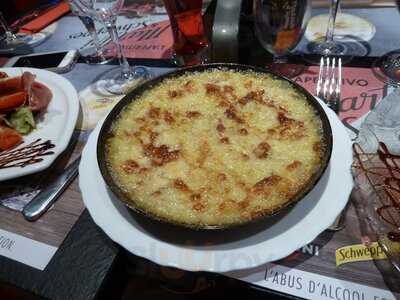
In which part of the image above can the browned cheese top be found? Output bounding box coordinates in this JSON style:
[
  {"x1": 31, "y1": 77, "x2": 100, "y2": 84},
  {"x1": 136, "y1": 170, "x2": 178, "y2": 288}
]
[{"x1": 106, "y1": 69, "x2": 324, "y2": 226}]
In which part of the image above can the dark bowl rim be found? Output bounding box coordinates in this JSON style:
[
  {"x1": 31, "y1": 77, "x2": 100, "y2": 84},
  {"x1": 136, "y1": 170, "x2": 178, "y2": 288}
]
[{"x1": 96, "y1": 63, "x2": 333, "y2": 231}]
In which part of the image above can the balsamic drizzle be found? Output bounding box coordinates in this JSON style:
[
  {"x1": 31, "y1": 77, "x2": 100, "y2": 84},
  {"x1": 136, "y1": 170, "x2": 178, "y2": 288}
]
[
  {"x1": 0, "y1": 139, "x2": 55, "y2": 169},
  {"x1": 353, "y1": 142, "x2": 400, "y2": 242}
]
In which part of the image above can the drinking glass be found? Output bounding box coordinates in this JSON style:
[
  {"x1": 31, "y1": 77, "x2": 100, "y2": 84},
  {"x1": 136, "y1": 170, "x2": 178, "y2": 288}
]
[
  {"x1": 79, "y1": 16, "x2": 114, "y2": 64},
  {"x1": 72, "y1": 0, "x2": 150, "y2": 94},
  {"x1": 0, "y1": 9, "x2": 52, "y2": 54},
  {"x1": 307, "y1": 0, "x2": 367, "y2": 56},
  {"x1": 162, "y1": 0, "x2": 209, "y2": 66},
  {"x1": 0, "y1": 11, "x2": 32, "y2": 53},
  {"x1": 254, "y1": 0, "x2": 311, "y2": 76},
  {"x1": 69, "y1": 1, "x2": 112, "y2": 64},
  {"x1": 0, "y1": 11, "x2": 21, "y2": 49},
  {"x1": 372, "y1": 1, "x2": 400, "y2": 86}
]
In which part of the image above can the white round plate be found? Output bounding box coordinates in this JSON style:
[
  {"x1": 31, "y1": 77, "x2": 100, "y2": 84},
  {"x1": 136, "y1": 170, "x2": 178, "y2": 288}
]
[
  {"x1": 305, "y1": 13, "x2": 376, "y2": 42},
  {"x1": 0, "y1": 67, "x2": 79, "y2": 181},
  {"x1": 79, "y1": 100, "x2": 353, "y2": 272}
]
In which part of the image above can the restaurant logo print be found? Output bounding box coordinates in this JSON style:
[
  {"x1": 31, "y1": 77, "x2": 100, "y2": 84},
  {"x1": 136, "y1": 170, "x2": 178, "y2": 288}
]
[
  {"x1": 335, "y1": 242, "x2": 387, "y2": 267},
  {"x1": 117, "y1": 20, "x2": 173, "y2": 59},
  {"x1": 68, "y1": 19, "x2": 173, "y2": 59},
  {"x1": 280, "y1": 240, "x2": 388, "y2": 267}
]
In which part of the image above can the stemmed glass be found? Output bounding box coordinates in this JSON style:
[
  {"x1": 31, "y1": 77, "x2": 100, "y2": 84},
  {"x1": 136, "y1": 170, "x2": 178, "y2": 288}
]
[
  {"x1": 0, "y1": 10, "x2": 52, "y2": 54},
  {"x1": 72, "y1": 0, "x2": 150, "y2": 94},
  {"x1": 0, "y1": 11, "x2": 32, "y2": 54},
  {"x1": 307, "y1": 0, "x2": 367, "y2": 57},
  {"x1": 78, "y1": 15, "x2": 113, "y2": 64},
  {"x1": 253, "y1": 0, "x2": 311, "y2": 77},
  {"x1": 69, "y1": 1, "x2": 113, "y2": 64},
  {"x1": 372, "y1": 1, "x2": 400, "y2": 86}
]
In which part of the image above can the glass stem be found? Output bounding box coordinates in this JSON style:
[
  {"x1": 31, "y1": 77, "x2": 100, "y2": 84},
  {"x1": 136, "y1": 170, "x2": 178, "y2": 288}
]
[
  {"x1": 104, "y1": 18, "x2": 130, "y2": 77},
  {"x1": 79, "y1": 16, "x2": 103, "y2": 55},
  {"x1": 325, "y1": 0, "x2": 340, "y2": 44},
  {"x1": 0, "y1": 12, "x2": 17, "y2": 42}
]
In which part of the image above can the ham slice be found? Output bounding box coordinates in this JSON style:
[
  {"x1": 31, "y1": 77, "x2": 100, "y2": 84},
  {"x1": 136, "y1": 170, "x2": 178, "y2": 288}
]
[
  {"x1": 30, "y1": 81, "x2": 53, "y2": 112},
  {"x1": 0, "y1": 72, "x2": 52, "y2": 112},
  {"x1": 21, "y1": 71, "x2": 36, "y2": 96},
  {"x1": 0, "y1": 71, "x2": 52, "y2": 150},
  {"x1": 21, "y1": 72, "x2": 52, "y2": 112}
]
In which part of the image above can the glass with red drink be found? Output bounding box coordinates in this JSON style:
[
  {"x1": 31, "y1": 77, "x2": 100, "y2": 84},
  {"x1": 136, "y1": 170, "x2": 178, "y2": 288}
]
[{"x1": 162, "y1": 0, "x2": 209, "y2": 65}]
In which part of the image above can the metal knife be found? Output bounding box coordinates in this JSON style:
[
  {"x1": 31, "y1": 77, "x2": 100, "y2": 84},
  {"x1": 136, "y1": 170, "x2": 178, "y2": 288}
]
[{"x1": 22, "y1": 157, "x2": 81, "y2": 221}]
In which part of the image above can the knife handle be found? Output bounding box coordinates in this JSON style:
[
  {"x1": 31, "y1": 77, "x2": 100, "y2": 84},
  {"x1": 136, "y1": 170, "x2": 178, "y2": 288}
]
[{"x1": 22, "y1": 157, "x2": 81, "y2": 221}]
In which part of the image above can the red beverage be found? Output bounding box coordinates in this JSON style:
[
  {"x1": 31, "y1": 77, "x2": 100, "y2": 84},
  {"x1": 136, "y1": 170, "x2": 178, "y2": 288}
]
[{"x1": 163, "y1": 0, "x2": 208, "y2": 59}]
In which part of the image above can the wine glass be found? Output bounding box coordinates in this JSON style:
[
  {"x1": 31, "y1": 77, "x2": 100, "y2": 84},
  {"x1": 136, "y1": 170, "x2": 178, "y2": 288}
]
[
  {"x1": 0, "y1": 9, "x2": 53, "y2": 54},
  {"x1": 72, "y1": 0, "x2": 150, "y2": 94},
  {"x1": 0, "y1": 11, "x2": 33, "y2": 54},
  {"x1": 78, "y1": 16, "x2": 114, "y2": 64},
  {"x1": 372, "y1": 1, "x2": 400, "y2": 86},
  {"x1": 307, "y1": 0, "x2": 367, "y2": 57},
  {"x1": 69, "y1": 1, "x2": 113, "y2": 64},
  {"x1": 253, "y1": 0, "x2": 311, "y2": 77}
]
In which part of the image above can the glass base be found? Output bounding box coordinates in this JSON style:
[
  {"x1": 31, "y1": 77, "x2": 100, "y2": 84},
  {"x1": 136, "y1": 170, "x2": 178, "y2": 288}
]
[
  {"x1": 308, "y1": 41, "x2": 346, "y2": 56},
  {"x1": 307, "y1": 35, "x2": 369, "y2": 57},
  {"x1": 16, "y1": 32, "x2": 49, "y2": 46},
  {"x1": 0, "y1": 38, "x2": 33, "y2": 55},
  {"x1": 267, "y1": 61, "x2": 305, "y2": 78},
  {"x1": 171, "y1": 45, "x2": 209, "y2": 67},
  {"x1": 94, "y1": 66, "x2": 151, "y2": 95},
  {"x1": 372, "y1": 49, "x2": 400, "y2": 86}
]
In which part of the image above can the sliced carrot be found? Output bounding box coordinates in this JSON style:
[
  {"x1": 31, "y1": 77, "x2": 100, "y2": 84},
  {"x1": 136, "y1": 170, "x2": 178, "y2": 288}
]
[
  {"x1": 0, "y1": 76, "x2": 23, "y2": 96},
  {"x1": 0, "y1": 92, "x2": 27, "y2": 112},
  {"x1": 0, "y1": 125, "x2": 22, "y2": 151}
]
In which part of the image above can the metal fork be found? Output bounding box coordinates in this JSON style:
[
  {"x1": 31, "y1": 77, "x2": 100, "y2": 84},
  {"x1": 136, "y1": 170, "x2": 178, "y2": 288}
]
[
  {"x1": 317, "y1": 56, "x2": 342, "y2": 114},
  {"x1": 316, "y1": 56, "x2": 345, "y2": 231}
]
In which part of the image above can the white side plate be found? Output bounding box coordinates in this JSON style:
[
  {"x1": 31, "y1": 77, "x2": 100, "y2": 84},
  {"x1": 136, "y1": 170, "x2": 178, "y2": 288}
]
[{"x1": 0, "y1": 67, "x2": 79, "y2": 181}]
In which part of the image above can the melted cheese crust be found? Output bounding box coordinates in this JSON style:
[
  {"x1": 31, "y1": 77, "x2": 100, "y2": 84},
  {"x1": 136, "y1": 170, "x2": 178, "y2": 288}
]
[{"x1": 106, "y1": 70, "x2": 324, "y2": 226}]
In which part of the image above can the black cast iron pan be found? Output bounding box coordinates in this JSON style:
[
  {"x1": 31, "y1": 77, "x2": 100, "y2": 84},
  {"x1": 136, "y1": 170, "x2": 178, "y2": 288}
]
[{"x1": 97, "y1": 63, "x2": 333, "y2": 231}]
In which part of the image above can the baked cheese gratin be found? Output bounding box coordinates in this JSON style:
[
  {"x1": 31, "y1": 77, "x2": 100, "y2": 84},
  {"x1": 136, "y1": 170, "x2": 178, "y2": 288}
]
[{"x1": 105, "y1": 69, "x2": 326, "y2": 227}]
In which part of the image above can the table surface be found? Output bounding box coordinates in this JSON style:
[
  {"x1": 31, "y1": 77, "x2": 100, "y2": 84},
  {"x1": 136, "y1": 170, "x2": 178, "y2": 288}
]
[
  {"x1": 0, "y1": 211, "x2": 120, "y2": 300},
  {"x1": 1, "y1": 5, "x2": 400, "y2": 300}
]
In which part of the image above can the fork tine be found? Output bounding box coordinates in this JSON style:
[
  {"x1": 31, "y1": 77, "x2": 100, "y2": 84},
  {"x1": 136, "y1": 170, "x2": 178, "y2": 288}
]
[
  {"x1": 336, "y1": 58, "x2": 342, "y2": 100},
  {"x1": 316, "y1": 56, "x2": 341, "y2": 114},
  {"x1": 329, "y1": 57, "x2": 336, "y2": 100},
  {"x1": 331, "y1": 57, "x2": 342, "y2": 114},
  {"x1": 316, "y1": 56, "x2": 342, "y2": 114},
  {"x1": 316, "y1": 57, "x2": 324, "y2": 97},
  {"x1": 323, "y1": 57, "x2": 330, "y2": 99}
]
